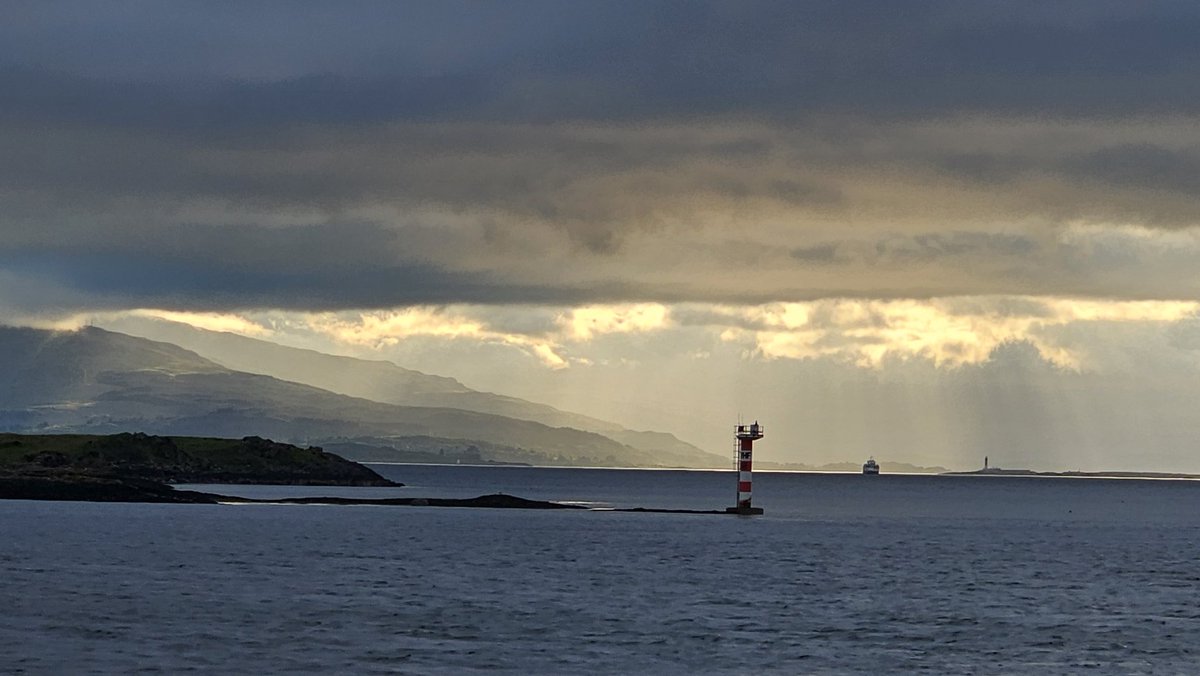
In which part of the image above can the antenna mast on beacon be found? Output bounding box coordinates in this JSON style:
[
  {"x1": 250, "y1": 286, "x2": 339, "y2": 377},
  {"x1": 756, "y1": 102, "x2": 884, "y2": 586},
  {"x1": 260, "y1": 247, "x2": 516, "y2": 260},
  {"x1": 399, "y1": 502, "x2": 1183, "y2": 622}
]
[{"x1": 726, "y1": 421, "x2": 764, "y2": 515}]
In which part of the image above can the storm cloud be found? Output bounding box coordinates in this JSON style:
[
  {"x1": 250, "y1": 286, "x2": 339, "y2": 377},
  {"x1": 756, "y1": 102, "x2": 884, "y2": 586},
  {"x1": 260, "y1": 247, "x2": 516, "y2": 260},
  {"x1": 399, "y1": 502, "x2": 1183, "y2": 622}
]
[{"x1": 5, "y1": 1, "x2": 1200, "y2": 313}]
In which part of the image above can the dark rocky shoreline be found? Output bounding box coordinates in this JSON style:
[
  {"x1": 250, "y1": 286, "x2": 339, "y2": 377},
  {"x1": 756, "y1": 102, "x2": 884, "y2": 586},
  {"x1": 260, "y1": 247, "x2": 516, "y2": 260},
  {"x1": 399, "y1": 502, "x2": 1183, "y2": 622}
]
[
  {"x1": 0, "y1": 471, "x2": 582, "y2": 510},
  {"x1": 223, "y1": 493, "x2": 584, "y2": 509},
  {"x1": 0, "y1": 470, "x2": 223, "y2": 503}
]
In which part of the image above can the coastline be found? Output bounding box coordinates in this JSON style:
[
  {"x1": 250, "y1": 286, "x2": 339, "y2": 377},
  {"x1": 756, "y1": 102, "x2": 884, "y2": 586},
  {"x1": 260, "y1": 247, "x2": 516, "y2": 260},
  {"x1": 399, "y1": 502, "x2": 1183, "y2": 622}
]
[{"x1": 944, "y1": 468, "x2": 1200, "y2": 480}]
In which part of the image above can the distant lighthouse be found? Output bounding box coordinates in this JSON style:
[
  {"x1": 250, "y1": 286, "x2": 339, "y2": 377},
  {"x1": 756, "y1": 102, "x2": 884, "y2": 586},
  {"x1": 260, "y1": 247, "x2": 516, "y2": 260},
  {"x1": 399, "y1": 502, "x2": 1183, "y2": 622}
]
[{"x1": 726, "y1": 421, "x2": 765, "y2": 515}]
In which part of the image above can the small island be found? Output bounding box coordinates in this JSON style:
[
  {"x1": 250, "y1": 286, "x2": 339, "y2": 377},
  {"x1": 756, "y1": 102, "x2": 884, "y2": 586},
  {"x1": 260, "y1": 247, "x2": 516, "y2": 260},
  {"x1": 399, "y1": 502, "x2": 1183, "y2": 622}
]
[{"x1": 0, "y1": 432, "x2": 398, "y2": 503}]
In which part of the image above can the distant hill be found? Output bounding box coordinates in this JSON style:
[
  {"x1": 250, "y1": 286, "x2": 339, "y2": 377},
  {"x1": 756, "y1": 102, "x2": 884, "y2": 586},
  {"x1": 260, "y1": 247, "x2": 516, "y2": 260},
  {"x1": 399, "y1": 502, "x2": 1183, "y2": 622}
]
[
  {"x1": 100, "y1": 318, "x2": 726, "y2": 467},
  {"x1": 317, "y1": 437, "x2": 533, "y2": 466},
  {"x1": 0, "y1": 326, "x2": 724, "y2": 468}
]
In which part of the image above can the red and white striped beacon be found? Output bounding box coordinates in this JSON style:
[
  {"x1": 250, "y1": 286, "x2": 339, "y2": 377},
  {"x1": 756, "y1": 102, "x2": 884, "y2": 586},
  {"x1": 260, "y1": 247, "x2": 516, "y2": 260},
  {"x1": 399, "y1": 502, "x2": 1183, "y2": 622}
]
[{"x1": 726, "y1": 420, "x2": 764, "y2": 515}]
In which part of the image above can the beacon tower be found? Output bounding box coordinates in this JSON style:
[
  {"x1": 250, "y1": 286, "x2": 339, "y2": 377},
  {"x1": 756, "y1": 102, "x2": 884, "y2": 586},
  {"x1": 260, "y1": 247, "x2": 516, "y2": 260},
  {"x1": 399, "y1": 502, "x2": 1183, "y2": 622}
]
[{"x1": 726, "y1": 421, "x2": 764, "y2": 515}]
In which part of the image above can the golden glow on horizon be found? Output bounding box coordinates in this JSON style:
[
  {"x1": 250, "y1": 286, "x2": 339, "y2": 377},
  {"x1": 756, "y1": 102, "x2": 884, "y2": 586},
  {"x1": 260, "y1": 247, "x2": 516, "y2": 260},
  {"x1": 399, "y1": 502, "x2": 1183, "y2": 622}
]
[
  {"x1": 302, "y1": 308, "x2": 570, "y2": 369},
  {"x1": 83, "y1": 296, "x2": 1200, "y2": 372},
  {"x1": 723, "y1": 299, "x2": 1198, "y2": 368}
]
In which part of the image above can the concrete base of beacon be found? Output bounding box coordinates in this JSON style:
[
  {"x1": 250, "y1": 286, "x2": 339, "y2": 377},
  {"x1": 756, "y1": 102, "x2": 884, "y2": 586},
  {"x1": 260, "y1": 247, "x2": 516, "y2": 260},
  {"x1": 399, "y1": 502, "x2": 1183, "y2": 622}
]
[{"x1": 725, "y1": 506, "x2": 765, "y2": 515}]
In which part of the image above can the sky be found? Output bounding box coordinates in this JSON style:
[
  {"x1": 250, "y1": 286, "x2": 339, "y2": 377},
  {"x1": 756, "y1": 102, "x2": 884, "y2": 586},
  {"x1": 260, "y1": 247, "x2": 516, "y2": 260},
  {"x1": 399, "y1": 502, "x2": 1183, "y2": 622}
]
[{"x1": 5, "y1": 1, "x2": 1200, "y2": 470}]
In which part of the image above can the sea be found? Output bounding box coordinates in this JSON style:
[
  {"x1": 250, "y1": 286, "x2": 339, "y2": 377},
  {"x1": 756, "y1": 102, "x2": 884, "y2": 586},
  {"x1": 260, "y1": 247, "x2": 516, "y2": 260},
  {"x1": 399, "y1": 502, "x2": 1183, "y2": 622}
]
[{"x1": 3, "y1": 465, "x2": 1199, "y2": 674}]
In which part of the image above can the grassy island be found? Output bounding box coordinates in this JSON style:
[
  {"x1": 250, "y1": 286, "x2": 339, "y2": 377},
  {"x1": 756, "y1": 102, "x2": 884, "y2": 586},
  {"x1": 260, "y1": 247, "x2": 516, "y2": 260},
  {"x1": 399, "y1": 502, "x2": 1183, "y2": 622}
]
[{"x1": 0, "y1": 432, "x2": 398, "y2": 502}]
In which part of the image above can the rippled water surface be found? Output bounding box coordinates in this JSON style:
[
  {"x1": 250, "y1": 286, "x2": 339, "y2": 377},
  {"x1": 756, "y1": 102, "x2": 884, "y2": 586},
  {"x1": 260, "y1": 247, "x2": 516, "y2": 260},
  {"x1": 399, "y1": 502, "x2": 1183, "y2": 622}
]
[{"x1": 4, "y1": 466, "x2": 1200, "y2": 674}]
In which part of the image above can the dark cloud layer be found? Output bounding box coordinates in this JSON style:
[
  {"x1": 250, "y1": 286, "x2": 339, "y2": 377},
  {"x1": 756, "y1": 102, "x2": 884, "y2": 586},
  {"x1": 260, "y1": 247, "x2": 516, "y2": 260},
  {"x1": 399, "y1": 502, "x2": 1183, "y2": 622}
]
[
  {"x1": 0, "y1": 222, "x2": 641, "y2": 310},
  {"x1": 5, "y1": 2, "x2": 1200, "y2": 311},
  {"x1": 7, "y1": 2, "x2": 1200, "y2": 123}
]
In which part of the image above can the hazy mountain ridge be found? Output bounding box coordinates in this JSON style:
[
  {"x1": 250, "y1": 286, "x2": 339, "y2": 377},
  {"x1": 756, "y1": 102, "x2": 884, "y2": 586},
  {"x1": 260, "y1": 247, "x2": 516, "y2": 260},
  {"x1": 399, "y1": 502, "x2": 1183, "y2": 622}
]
[
  {"x1": 0, "y1": 326, "x2": 724, "y2": 467},
  {"x1": 101, "y1": 318, "x2": 724, "y2": 465},
  {"x1": 102, "y1": 318, "x2": 626, "y2": 432},
  {"x1": 0, "y1": 325, "x2": 223, "y2": 406}
]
